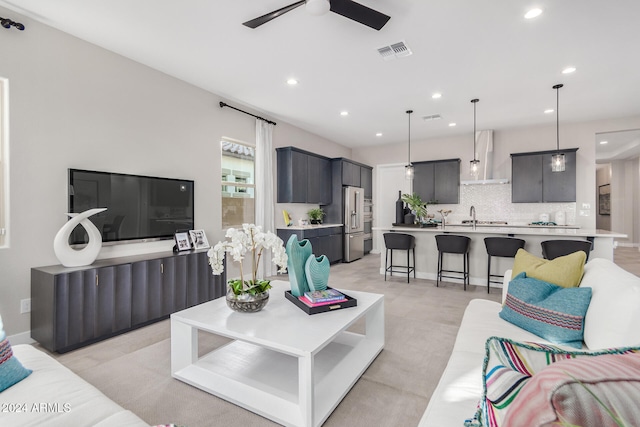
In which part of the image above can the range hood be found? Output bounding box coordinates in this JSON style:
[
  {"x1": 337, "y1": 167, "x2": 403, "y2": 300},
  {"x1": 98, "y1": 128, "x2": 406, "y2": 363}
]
[{"x1": 460, "y1": 130, "x2": 510, "y2": 185}]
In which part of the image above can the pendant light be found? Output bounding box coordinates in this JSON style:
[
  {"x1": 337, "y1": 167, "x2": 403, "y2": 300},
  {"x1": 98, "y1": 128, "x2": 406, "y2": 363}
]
[
  {"x1": 405, "y1": 109, "x2": 414, "y2": 180},
  {"x1": 469, "y1": 99, "x2": 480, "y2": 178},
  {"x1": 551, "y1": 84, "x2": 565, "y2": 172}
]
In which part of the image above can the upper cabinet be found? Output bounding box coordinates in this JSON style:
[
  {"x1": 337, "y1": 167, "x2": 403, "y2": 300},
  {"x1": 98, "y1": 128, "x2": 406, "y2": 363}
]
[
  {"x1": 342, "y1": 160, "x2": 361, "y2": 187},
  {"x1": 413, "y1": 159, "x2": 461, "y2": 204},
  {"x1": 277, "y1": 147, "x2": 332, "y2": 204},
  {"x1": 361, "y1": 166, "x2": 373, "y2": 199},
  {"x1": 511, "y1": 149, "x2": 577, "y2": 203},
  {"x1": 336, "y1": 158, "x2": 372, "y2": 198}
]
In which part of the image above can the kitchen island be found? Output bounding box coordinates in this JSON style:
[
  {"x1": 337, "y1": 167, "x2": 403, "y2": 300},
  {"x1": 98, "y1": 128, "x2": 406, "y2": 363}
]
[{"x1": 373, "y1": 225, "x2": 627, "y2": 289}]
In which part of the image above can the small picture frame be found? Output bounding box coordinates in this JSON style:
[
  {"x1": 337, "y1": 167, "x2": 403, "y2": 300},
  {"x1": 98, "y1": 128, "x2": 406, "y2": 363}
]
[
  {"x1": 189, "y1": 229, "x2": 210, "y2": 249},
  {"x1": 174, "y1": 232, "x2": 192, "y2": 251}
]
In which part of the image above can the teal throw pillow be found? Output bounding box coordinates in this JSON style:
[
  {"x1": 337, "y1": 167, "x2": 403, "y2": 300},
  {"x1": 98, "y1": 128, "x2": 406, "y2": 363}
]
[
  {"x1": 0, "y1": 315, "x2": 32, "y2": 392},
  {"x1": 499, "y1": 272, "x2": 592, "y2": 348}
]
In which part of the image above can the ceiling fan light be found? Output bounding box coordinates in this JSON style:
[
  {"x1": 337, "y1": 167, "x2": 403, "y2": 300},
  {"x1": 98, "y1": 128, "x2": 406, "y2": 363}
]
[{"x1": 306, "y1": 0, "x2": 330, "y2": 16}]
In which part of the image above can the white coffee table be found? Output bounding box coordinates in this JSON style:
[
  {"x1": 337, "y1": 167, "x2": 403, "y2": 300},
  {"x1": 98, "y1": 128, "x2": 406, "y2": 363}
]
[{"x1": 171, "y1": 280, "x2": 384, "y2": 427}]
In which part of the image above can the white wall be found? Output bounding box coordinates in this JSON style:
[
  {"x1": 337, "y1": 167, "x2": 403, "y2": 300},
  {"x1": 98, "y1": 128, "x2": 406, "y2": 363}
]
[{"x1": 0, "y1": 6, "x2": 350, "y2": 337}]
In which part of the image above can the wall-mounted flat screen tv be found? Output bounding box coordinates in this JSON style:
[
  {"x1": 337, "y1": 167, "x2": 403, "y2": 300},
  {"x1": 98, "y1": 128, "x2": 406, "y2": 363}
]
[{"x1": 68, "y1": 169, "x2": 194, "y2": 245}]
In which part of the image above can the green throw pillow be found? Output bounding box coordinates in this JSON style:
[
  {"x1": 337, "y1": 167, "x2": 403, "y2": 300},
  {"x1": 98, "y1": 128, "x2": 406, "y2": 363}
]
[{"x1": 511, "y1": 248, "x2": 585, "y2": 288}]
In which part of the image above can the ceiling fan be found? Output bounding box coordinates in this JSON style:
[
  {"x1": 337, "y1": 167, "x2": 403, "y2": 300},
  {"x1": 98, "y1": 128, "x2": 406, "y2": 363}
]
[{"x1": 243, "y1": 0, "x2": 390, "y2": 31}]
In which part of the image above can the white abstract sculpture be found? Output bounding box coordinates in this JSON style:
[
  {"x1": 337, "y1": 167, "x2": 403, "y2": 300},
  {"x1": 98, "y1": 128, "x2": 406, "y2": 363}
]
[{"x1": 53, "y1": 208, "x2": 107, "y2": 267}]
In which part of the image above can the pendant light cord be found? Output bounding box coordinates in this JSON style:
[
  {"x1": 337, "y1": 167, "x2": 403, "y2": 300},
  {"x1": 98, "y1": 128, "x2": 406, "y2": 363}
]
[
  {"x1": 553, "y1": 84, "x2": 563, "y2": 152},
  {"x1": 471, "y1": 99, "x2": 479, "y2": 161},
  {"x1": 407, "y1": 110, "x2": 413, "y2": 165}
]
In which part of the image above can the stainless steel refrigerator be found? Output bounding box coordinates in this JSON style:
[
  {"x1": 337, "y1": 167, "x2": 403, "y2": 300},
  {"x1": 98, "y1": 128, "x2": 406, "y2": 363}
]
[{"x1": 343, "y1": 186, "x2": 365, "y2": 262}]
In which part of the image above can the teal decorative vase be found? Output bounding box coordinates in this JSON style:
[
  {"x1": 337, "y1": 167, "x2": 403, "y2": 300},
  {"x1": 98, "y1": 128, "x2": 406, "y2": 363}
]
[
  {"x1": 305, "y1": 254, "x2": 330, "y2": 291},
  {"x1": 286, "y1": 235, "x2": 313, "y2": 297}
]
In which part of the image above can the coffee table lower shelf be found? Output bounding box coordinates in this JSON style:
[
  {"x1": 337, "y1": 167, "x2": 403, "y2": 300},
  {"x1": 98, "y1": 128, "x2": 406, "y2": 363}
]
[{"x1": 173, "y1": 331, "x2": 383, "y2": 427}]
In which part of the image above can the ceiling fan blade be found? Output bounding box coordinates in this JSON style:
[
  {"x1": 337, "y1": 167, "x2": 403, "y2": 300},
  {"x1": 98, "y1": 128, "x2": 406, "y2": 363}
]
[
  {"x1": 243, "y1": 0, "x2": 306, "y2": 28},
  {"x1": 330, "y1": 0, "x2": 390, "y2": 30}
]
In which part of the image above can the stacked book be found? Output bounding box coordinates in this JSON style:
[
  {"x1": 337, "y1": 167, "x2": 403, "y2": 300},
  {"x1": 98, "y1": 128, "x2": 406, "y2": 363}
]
[{"x1": 299, "y1": 289, "x2": 347, "y2": 307}]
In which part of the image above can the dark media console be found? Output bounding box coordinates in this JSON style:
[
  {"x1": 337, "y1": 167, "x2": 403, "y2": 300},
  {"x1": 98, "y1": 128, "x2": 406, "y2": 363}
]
[{"x1": 31, "y1": 249, "x2": 225, "y2": 353}]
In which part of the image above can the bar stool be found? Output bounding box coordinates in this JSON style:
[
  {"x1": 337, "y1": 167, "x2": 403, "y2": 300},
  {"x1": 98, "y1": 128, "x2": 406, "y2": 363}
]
[
  {"x1": 484, "y1": 237, "x2": 526, "y2": 293},
  {"x1": 435, "y1": 234, "x2": 471, "y2": 290},
  {"x1": 383, "y1": 233, "x2": 416, "y2": 283},
  {"x1": 541, "y1": 239, "x2": 592, "y2": 261}
]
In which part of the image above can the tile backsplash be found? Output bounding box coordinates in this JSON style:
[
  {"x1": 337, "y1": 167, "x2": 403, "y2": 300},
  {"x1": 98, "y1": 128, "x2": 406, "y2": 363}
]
[{"x1": 428, "y1": 184, "x2": 577, "y2": 225}]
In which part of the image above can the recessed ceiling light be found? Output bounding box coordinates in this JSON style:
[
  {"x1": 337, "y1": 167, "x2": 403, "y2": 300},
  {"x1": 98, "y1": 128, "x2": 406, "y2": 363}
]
[
  {"x1": 600, "y1": 140, "x2": 609, "y2": 145},
  {"x1": 432, "y1": 93, "x2": 442, "y2": 99},
  {"x1": 286, "y1": 78, "x2": 298, "y2": 85},
  {"x1": 376, "y1": 132, "x2": 382, "y2": 137},
  {"x1": 448, "y1": 123, "x2": 456, "y2": 127},
  {"x1": 544, "y1": 109, "x2": 554, "y2": 114},
  {"x1": 524, "y1": 8, "x2": 543, "y2": 19},
  {"x1": 340, "y1": 111, "x2": 349, "y2": 116},
  {"x1": 562, "y1": 66, "x2": 577, "y2": 74}
]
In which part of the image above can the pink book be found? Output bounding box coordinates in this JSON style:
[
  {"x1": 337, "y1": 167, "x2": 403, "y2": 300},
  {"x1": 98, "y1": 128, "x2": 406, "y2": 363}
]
[{"x1": 299, "y1": 295, "x2": 348, "y2": 307}]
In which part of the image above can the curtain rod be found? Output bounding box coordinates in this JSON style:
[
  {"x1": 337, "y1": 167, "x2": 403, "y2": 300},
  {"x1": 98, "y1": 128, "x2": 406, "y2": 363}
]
[{"x1": 219, "y1": 102, "x2": 277, "y2": 126}]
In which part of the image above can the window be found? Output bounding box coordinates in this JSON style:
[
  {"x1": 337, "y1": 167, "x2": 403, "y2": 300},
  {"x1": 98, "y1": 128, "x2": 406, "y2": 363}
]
[
  {"x1": 0, "y1": 78, "x2": 7, "y2": 247},
  {"x1": 221, "y1": 138, "x2": 255, "y2": 228}
]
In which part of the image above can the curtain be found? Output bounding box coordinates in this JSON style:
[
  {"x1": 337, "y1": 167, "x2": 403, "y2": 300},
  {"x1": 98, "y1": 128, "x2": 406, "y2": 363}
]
[{"x1": 255, "y1": 119, "x2": 276, "y2": 277}]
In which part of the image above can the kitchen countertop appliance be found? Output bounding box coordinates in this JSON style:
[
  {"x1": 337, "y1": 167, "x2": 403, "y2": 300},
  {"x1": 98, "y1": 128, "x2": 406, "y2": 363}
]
[{"x1": 344, "y1": 186, "x2": 365, "y2": 262}]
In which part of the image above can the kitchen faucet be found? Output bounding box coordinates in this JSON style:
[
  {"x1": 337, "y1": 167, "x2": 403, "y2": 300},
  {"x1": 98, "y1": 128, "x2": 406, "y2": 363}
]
[{"x1": 470, "y1": 206, "x2": 476, "y2": 230}]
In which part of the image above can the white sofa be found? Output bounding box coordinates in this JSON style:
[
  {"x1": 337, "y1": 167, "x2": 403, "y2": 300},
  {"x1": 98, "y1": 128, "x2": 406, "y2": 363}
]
[
  {"x1": 418, "y1": 258, "x2": 640, "y2": 427},
  {"x1": 1, "y1": 344, "x2": 148, "y2": 426}
]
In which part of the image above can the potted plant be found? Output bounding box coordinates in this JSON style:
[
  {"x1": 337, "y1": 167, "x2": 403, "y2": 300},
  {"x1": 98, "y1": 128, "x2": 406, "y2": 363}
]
[
  {"x1": 208, "y1": 224, "x2": 288, "y2": 312},
  {"x1": 402, "y1": 193, "x2": 428, "y2": 224},
  {"x1": 308, "y1": 208, "x2": 325, "y2": 225}
]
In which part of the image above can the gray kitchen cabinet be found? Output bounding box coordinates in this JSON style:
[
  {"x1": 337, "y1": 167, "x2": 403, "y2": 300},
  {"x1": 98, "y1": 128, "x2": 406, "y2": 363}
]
[
  {"x1": 511, "y1": 153, "x2": 543, "y2": 202},
  {"x1": 511, "y1": 149, "x2": 577, "y2": 203},
  {"x1": 413, "y1": 162, "x2": 435, "y2": 203},
  {"x1": 276, "y1": 147, "x2": 332, "y2": 204},
  {"x1": 361, "y1": 166, "x2": 373, "y2": 199},
  {"x1": 277, "y1": 226, "x2": 343, "y2": 264},
  {"x1": 307, "y1": 154, "x2": 332, "y2": 204},
  {"x1": 31, "y1": 249, "x2": 224, "y2": 353},
  {"x1": 364, "y1": 238, "x2": 373, "y2": 254},
  {"x1": 342, "y1": 160, "x2": 361, "y2": 187},
  {"x1": 413, "y1": 159, "x2": 461, "y2": 204}
]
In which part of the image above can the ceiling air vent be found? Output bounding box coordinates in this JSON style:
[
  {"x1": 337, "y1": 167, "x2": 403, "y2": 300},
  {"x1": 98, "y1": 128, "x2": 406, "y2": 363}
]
[
  {"x1": 377, "y1": 41, "x2": 412, "y2": 61},
  {"x1": 422, "y1": 114, "x2": 442, "y2": 121}
]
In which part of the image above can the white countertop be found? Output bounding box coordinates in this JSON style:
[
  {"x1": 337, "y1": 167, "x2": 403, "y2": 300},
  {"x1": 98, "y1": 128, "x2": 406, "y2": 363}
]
[
  {"x1": 278, "y1": 223, "x2": 343, "y2": 230},
  {"x1": 373, "y1": 225, "x2": 627, "y2": 238}
]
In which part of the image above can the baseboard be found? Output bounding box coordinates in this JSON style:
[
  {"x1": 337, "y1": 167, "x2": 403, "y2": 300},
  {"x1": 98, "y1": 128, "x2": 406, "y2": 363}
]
[
  {"x1": 616, "y1": 242, "x2": 640, "y2": 248},
  {"x1": 8, "y1": 330, "x2": 35, "y2": 345}
]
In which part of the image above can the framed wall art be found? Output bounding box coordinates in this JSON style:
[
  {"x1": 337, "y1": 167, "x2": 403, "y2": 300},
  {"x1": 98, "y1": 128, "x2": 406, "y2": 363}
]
[{"x1": 598, "y1": 184, "x2": 610, "y2": 215}]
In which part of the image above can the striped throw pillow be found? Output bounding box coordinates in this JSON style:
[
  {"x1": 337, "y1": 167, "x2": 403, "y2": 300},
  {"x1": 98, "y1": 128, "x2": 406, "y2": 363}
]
[
  {"x1": 464, "y1": 337, "x2": 640, "y2": 427},
  {"x1": 0, "y1": 315, "x2": 32, "y2": 392},
  {"x1": 503, "y1": 352, "x2": 640, "y2": 426}
]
